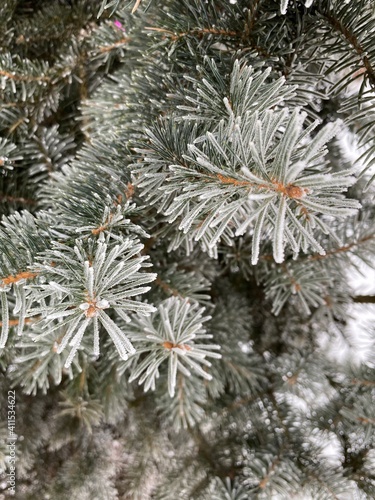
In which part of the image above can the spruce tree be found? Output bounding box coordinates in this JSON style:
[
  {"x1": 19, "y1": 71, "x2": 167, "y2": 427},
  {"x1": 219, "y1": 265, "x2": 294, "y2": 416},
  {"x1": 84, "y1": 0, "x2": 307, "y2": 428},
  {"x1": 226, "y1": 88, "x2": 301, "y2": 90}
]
[{"x1": 0, "y1": 0, "x2": 375, "y2": 498}]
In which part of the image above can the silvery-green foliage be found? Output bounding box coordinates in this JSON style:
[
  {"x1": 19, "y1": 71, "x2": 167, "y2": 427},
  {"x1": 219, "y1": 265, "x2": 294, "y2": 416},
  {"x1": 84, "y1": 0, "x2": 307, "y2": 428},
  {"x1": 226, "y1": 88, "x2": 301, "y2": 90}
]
[
  {"x1": 0, "y1": 137, "x2": 21, "y2": 172},
  {"x1": 260, "y1": 259, "x2": 333, "y2": 315},
  {"x1": 149, "y1": 262, "x2": 212, "y2": 305},
  {"x1": 71, "y1": 202, "x2": 148, "y2": 242},
  {"x1": 27, "y1": 237, "x2": 156, "y2": 367},
  {"x1": 9, "y1": 327, "x2": 82, "y2": 395},
  {"x1": 0, "y1": 211, "x2": 51, "y2": 278},
  {"x1": 24, "y1": 125, "x2": 75, "y2": 186},
  {"x1": 136, "y1": 100, "x2": 360, "y2": 262},
  {"x1": 178, "y1": 58, "x2": 296, "y2": 126},
  {"x1": 40, "y1": 151, "x2": 138, "y2": 237},
  {"x1": 242, "y1": 451, "x2": 302, "y2": 498},
  {"x1": 98, "y1": 0, "x2": 123, "y2": 17},
  {"x1": 0, "y1": 211, "x2": 51, "y2": 349},
  {"x1": 273, "y1": 350, "x2": 330, "y2": 399},
  {"x1": 1, "y1": 0, "x2": 374, "y2": 496},
  {"x1": 0, "y1": 54, "x2": 58, "y2": 135},
  {"x1": 55, "y1": 392, "x2": 105, "y2": 435},
  {"x1": 156, "y1": 375, "x2": 208, "y2": 430},
  {"x1": 172, "y1": 111, "x2": 359, "y2": 263},
  {"x1": 306, "y1": 0, "x2": 375, "y2": 189},
  {"x1": 206, "y1": 477, "x2": 250, "y2": 500},
  {"x1": 128, "y1": 297, "x2": 221, "y2": 396}
]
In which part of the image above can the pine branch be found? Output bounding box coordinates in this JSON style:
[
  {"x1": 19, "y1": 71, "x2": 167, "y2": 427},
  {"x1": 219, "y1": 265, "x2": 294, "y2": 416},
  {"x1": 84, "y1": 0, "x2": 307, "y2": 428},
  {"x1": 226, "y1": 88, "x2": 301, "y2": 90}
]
[
  {"x1": 320, "y1": 9, "x2": 375, "y2": 86},
  {"x1": 1, "y1": 1, "x2": 375, "y2": 497},
  {"x1": 309, "y1": 233, "x2": 375, "y2": 261}
]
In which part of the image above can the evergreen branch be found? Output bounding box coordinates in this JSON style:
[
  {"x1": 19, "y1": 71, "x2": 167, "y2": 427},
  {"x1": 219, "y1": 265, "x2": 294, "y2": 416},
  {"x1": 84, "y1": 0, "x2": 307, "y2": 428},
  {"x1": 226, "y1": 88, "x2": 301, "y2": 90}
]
[
  {"x1": 260, "y1": 258, "x2": 331, "y2": 315},
  {"x1": 146, "y1": 25, "x2": 272, "y2": 58},
  {"x1": 27, "y1": 238, "x2": 156, "y2": 366},
  {"x1": 207, "y1": 478, "x2": 251, "y2": 500},
  {"x1": 309, "y1": 233, "x2": 375, "y2": 261},
  {"x1": 156, "y1": 372, "x2": 208, "y2": 430},
  {"x1": 321, "y1": 11, "x2": 375, "y2": 86},
  {"x1": 247, "y1": 0, "x2": 263, "y2": 34},
  {"x1": 1, "y1": 1, "x2": 375, "y2": 496},
  {"x1": 216, "y1": 173, "x2": 310, "y2": 199},
  {"x1": 0, "y1": 211, "x2": 50, "y2": 279},
  {"x1": 154, "y1": 276, "x2": 182, "y2": 298},
  {"x1": 268, "y1": 390, "x2": 290, "y2": 439},
  {"x1": 139, "y1": 107, "x2": 358, "y2": 261},
  {"x1": 128, "y1": 297, "x2": 220, "y2": 397},
  {"x1": 306, "y1": 471, "x2": 341, "y2": 500},
  {"x1": 91, "y1": 212, "x2": 115, "y2": 235},
  {"x1": 258, "y1": 454, "x2": 282, "y2": 490},
  {"x1": 8, "y1": 116, "x2": 27, "y2": 134}
]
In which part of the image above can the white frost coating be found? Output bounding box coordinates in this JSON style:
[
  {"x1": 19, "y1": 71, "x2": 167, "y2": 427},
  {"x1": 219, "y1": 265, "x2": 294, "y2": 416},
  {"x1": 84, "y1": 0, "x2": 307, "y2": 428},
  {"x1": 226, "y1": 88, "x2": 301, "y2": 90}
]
[
  {"x1": 114, "y1": 308, "x2": 132, "y2": 323},
  {"x1": 56, "y1": 315, "x2": 82, "y2": 354},
  {"x1": 273, "y1": 196, "x2": 287, "y2": 263},
  {"x1": 128, "y1": 298, "x2": 220, "y2": 397},
  {"x1": 251, "y1": 204, "x2": 270, "y2": 265},
  {"x1": 303, "y1": 120, "x2": 342, "y2": 164},
  {"x1": 280, "y1": 0, "x2": 289, "y2": 15},
  {"x1": 47, "y1": 309, "x2": 77, "y2": 320},
  {"x1": 64, "y1": 317, "x2": 91, "y2": 368},
  {"x1": 223, "y1": 97, "x2": 234, "y2": 117},
  {"x1": 93, "y1": 316, "x2": 100, "y2": 357},
  {"x1": 96, "y1": 299, "x2": 110, "y2": 309},
  {"x1": 16, "y1": 285, "x2": 26, "y2": 337},
  {"x1": 87, "y1": 264, "x2": 94, "y2": 298},
  {"x1": 99, "y1": 309, "x2": 136, "y2": 356},
  {"x1": 49, "y1": 281, "x2": 71, "y2": 294},
  {"x1": 79, "y1": 298, "x2": 110, "y2": 317},
  {"x1": 0, "y1": 291, "x2": 9, "y2": 348}
]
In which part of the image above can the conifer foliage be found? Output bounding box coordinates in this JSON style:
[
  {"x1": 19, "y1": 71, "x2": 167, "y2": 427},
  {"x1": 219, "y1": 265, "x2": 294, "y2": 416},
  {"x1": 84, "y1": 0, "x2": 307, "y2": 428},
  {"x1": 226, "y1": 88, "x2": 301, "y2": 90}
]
[{"x1": 0, "y1": 0, "x2": 375, "y2": 498}]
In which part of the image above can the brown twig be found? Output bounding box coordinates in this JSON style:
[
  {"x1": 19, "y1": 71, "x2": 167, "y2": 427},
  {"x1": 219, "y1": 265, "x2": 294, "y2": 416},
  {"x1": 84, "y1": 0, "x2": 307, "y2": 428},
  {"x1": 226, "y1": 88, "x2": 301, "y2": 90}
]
[
  {"x1": 0, "y1": 317, "x2": 37, "y2": 328},
  {"x1": 309, "y1": 234, "x2": 375, "y2": 261},
  {"x1": 98, "y1": 36, "x2": 131, "y2": 53},
  {"x1": 0, "y1": 194, "x2": 37, "y2": 206},
  {"x1": 0, "y1": 70, "x2": 50, "y2": 83},
  {"x1": 132, "y1": 0, "x2": 142, "y2": 14},
  {"x1": 146, "y1": 26, "x2": 240, "y2": 41},
  {"x1": 1, "y1": 271, "x2": 38, "y2": 287},
  {"x1": 351, "y1": 295, "x2": 375, "y2": 304},
  {"x1": 154, "y1": 277, "x2": 182, "y2": 298}
]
